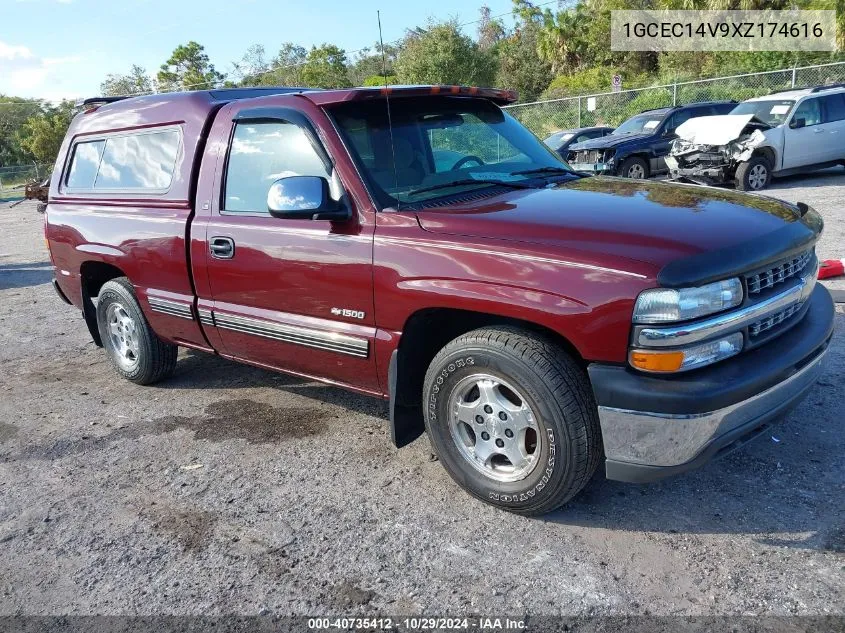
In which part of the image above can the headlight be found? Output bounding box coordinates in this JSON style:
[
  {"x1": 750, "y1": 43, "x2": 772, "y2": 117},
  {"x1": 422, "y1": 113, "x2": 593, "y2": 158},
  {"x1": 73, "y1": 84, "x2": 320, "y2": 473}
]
[
  {"x1": 630, "y1": 332, "x2": 743, "y2": 373},
  {"x1": 632, "y1": 278, "x2": 743, "y2": 324}
]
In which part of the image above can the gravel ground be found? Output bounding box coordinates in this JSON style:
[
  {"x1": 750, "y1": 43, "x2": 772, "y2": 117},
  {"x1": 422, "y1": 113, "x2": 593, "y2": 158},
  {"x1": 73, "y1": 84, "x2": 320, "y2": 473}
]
[{"x1": 0, "y1": 174, "x2": 843, "y2": 619}]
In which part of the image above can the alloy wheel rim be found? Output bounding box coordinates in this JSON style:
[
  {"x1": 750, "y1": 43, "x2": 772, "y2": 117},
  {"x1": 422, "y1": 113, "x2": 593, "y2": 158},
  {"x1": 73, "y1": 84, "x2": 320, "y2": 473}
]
[
  {"x1": 447, "y1": 373, "x2": 541, "y2": 483},
  {"x1": 106, "y1": 302, "x2": 140, "y2": 371},
  {"x1": 628, "y1": 164, "x2": 645, "y2": 178},
  {"x1": 748, "y1": 164, "x2": 768, "y2": 189}
]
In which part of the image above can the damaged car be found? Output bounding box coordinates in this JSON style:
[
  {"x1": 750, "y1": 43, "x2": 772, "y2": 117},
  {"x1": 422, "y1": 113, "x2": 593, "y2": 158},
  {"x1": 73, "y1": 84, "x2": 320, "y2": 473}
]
[
  {"x1": 566, "y1": 101, "x2": 735, "y2": 179},
  {"x1": 667, "y1": 85, "x2": 845, "y2": 191}
]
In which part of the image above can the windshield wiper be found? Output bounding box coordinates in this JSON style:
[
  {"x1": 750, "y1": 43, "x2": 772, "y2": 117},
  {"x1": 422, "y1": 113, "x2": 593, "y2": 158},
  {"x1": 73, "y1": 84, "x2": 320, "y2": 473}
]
[
  {"x1": 510, "y1": 166, "x2": 574, "y2": 177},
  {"x1": 405, "y1": 178, "x2": 534, "y2": 197}
]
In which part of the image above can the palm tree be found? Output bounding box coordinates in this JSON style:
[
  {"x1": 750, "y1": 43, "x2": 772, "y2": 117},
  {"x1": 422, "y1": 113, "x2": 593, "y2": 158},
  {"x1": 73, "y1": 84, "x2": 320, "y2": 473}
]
[{"x1": 536, "y1": 3, "x2": 589, "y2": 75}]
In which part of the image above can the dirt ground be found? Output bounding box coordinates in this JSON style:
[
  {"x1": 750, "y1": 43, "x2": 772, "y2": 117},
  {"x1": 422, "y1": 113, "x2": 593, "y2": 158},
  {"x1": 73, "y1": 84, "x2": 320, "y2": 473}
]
[{"x1": 0, "y1": 173, "x2": 843, "y2": 619}]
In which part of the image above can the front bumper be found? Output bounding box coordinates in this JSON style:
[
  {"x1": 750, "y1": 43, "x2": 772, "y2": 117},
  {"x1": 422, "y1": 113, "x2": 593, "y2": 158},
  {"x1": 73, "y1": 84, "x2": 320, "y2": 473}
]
[
  {"x1": 588, "y1": 284, "x2": 834, "y2": 483},
  {"x1": 569, "y1": 162, "x2": 613, "y2": 174},
  {"x1": 665, "y1": 154, "x2": 734, "y2": 185}
]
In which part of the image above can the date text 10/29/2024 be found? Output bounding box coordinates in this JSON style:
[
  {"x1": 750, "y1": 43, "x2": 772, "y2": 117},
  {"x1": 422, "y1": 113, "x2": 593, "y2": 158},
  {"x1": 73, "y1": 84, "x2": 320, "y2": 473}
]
[{"x1": 307, "y1": 617, "x2": 527, "y2": 630}]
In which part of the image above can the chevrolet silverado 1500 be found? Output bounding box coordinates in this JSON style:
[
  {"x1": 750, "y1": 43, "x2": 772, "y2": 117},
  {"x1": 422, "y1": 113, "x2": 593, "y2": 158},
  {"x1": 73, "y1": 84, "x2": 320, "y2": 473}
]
[{"x1": 46, "y1": 86, "x2": 834, "y2": 515}]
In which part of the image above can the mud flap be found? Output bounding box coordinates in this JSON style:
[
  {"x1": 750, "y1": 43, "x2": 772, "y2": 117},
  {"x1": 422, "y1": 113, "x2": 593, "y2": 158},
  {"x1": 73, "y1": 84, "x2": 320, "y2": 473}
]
[
  {"x1": 82, "y1": 292, "x2": 103, "y2": 347},
  {"x1": 388, "y1": 349, "x2": 425, "y2": 448}
]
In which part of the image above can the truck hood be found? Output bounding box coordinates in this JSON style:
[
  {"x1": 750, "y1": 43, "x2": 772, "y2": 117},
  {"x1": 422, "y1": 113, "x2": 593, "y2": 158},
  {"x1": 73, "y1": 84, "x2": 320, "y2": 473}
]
[
  {"x1": 675, "y1": 114, "x2": 769, "y2": 145},
  {"x1": 568, "y1": 133, "x2": 652, "y2": 151},
  {"x1": 416, "y1": 177, "x2": 811, "y2": 280}
]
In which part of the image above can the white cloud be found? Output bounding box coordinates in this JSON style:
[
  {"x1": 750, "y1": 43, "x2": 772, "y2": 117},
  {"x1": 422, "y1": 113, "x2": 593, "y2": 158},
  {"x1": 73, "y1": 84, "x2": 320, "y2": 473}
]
[{"x1": 0, "y1": 40, "x2": 83, "y2": 101}]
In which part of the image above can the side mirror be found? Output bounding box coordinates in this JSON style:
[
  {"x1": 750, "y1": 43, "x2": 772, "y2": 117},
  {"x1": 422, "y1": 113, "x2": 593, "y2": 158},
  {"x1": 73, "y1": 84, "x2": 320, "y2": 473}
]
[
  {"x1": 791, "y1": 117, "x2": 806, "y2": 129},
  {"x1": 663, "y1": 127, "x2": 676, "y2": 137},
  {"x1": 267, "y1": 176, "x2": 350, "y2": 221}
]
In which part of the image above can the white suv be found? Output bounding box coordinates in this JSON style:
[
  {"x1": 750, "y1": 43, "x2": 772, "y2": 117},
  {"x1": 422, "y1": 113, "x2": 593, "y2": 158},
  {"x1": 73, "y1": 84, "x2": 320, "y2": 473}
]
[{"x1": 667, "y1": 84, "x2": 845, "y2": 190}]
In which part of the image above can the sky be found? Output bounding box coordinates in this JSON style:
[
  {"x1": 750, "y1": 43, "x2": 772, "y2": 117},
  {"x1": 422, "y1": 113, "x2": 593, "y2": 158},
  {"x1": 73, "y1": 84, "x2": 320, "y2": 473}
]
[{"x1": 0, "y1": 0, "x2": 528, "y2": 102}]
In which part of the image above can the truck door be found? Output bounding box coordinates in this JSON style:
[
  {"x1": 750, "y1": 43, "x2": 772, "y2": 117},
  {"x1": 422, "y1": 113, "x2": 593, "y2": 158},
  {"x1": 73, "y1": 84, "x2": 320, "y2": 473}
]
[
  {"x1": 194, "y1": 101, "x2": 380, "y2": 394},
  {"x1": 820, "y1": 92, "x2": 845, "y2": 162},
  {"x1": 782, "y1": 97, "x2": 824, "y2": 169}
]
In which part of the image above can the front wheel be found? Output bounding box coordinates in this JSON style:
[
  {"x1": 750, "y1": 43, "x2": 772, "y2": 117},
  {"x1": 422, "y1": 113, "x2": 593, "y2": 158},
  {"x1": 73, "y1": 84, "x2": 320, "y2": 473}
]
[
  {"x1": 617, "y1": 156, "x2": 648, "y2": 179},
  {"x1": 423, "y1": 327, "x2": 601, "y2": 515},
  {"x1": 735, "y1": 156, "x2": 771, "y2": 191},
  {"x1": 96, "y1": 277, "x2": 177, "y2": 385}
]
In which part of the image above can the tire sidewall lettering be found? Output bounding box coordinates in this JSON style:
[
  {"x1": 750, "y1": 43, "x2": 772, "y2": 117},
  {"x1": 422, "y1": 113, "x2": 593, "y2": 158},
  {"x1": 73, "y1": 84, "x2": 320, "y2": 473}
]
[
  {"x1": 489, "y1": 428, "x2": 556, "y2": 504},
  {"x1": 428, "y1": 356, "x2": 473, "y2": 423}
]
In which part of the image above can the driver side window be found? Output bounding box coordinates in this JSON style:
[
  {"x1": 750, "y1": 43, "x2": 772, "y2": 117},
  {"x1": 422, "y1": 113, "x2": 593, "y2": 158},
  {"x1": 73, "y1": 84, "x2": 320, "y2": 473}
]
[
  {"x1": 429, "y1": 112, "x2": 527, "y2": 173},
  {"x1": 793, "y1": 98, "x2": 822, "y2": 127},
  {"x1": 224, "y1": 121, "x2": 330, "y2": 214},
  {"x1": 664, "y1": 110, "x2": 692, "y2": 135}
]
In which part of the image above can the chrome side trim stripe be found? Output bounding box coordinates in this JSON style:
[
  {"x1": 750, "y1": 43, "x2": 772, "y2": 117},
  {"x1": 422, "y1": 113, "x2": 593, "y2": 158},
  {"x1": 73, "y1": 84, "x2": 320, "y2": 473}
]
[
  {"x1": 148, "y1": 297, "x2": 194, "y2": 320},
  {"x1": 197, "y1": 308, "x2": 214, "y2": 326},
  {"x1": 213, "y1": 312, "x2": 369, "y2": 358}
]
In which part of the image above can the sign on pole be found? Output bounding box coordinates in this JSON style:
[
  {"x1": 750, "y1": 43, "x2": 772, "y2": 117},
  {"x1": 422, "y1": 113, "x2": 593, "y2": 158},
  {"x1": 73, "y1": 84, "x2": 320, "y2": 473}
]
[{"x1": 611, "y1": 75, "x2": 622, "y2": 92}]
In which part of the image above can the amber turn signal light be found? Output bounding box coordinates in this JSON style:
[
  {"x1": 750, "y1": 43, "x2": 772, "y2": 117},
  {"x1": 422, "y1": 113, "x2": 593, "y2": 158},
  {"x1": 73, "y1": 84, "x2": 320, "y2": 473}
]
[{"x1": 629, "y1": 350, "x2": 685, "y2": 373}]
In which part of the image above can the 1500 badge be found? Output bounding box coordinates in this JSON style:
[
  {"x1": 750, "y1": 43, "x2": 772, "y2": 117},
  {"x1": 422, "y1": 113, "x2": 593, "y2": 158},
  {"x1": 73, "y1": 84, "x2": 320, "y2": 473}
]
[{"x1": 331, "y1": 307, "x2": 365, "y2": 319}]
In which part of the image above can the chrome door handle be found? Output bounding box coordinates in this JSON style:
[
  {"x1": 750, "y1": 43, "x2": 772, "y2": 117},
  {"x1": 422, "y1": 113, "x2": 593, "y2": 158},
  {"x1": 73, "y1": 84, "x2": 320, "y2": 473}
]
[{"x1": 209, "y1": 236, "x2": 235, "y2": 259}]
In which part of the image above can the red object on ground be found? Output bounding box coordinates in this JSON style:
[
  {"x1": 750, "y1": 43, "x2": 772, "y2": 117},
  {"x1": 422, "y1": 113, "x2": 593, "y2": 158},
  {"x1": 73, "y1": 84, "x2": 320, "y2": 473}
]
[{"x1": 818, "y1": 259, "x2": 845, "y2": 280}]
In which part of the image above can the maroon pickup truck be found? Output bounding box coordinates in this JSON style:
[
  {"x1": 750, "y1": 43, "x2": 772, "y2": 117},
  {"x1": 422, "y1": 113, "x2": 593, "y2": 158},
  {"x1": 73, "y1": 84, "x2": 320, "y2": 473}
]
[{"x1": 46, "y1": 86, "x2": 833, "y2": 515}]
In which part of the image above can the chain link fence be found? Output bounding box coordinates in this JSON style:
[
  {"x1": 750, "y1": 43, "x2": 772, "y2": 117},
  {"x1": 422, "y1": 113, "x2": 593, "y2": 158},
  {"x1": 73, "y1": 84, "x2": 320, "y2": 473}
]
[
  {"x1": 0, "y1": 164, "x2": 51, "y2": 203},
  {"x1": 505, "y1": 61, "x2": 845, "y2": 138}
]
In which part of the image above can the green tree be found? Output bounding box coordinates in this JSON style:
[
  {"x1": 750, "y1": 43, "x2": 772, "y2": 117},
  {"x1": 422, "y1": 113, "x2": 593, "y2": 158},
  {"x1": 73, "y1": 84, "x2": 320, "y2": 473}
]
[
  {"x1": 535, "y1": 2, "x2": 591, "y2": 76},
  {"x1": 0, "y1": 97, "x2": 44, "y2": 166},
  {"x1": 100, "y1": 65, "x2": 154, "y2": 97},
  {"x1": 300, "y1": 44, "x2": 351, "y2": 88},
  {"x1": 348, "y1": 42, "x2": 399, "y2": 86},
  {"x1": 157, "y1": 41, "x2": 224, "y2": 92},
  {"x1": 478, "y1": 6, "x2": 506, "y2": 50},
  {"x1": 494, "y1": 6, "x2": 552, "y2": 102},
  {"x1": 231, "y1": 44, "x2": 270, "y2": 85},
  {"x1": 268, "y1": 43, "x2": 308, "y2": 86},
  {"x1": 394, "y1": 20, "x2": 496, "y2": 86},
  {"x1": 363, "y1": 74, "x2": 399, "y2": 86},
  {"x1": 17, "y1": 101, "x2": 76, "y2": 165}
]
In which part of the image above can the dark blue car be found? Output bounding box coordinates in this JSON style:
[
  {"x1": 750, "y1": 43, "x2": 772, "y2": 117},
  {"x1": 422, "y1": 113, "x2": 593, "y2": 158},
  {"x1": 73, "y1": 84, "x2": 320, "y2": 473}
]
[
  {"x1": 567, "y1": 101, "x2": 736, "y2": 179},
  {"x1": 543, "y1": 126, "x2": 615, "y2": 159}
]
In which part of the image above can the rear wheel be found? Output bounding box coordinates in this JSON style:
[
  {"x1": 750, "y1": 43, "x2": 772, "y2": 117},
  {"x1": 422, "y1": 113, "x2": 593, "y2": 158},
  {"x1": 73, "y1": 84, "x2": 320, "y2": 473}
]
[
  {"x1": 96, "y1": 277, "x2": 177, "y2": 385},
  {"x1": 735, "y1": 156, "x2": 771, "y2": 191},
  {"x1": 618, "y1": 156, "x2": 648, "y2": 179},
  {"x1": 422, "y1": 326, "x2": 601, "y2": 515}
]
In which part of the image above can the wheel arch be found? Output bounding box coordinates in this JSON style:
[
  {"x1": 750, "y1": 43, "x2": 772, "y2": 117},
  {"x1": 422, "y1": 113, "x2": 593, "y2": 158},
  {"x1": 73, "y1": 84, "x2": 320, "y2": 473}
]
[
  {"x1": 79, "y1": 261, "x2": 127, "y2": 347},
  {"x1": 753, "y1": 145, "x2": 777, "y2": 169},
  {"x1": 388, "y1": 307, "x2": 586, "y2": 448}
]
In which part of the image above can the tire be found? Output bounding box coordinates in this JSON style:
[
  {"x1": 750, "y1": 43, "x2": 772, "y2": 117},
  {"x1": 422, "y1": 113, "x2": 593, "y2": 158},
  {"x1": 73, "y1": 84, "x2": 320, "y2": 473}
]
[
  {"x1": 96, "y1": 277, "x2": 177, "y2": 385},
  {"x1": 617, "y1": 156, "x2": 648, "y2": 179},
  {"x1": 735, "y1": 156, "x2": 771, "y2": 191},
  {"x1": 422, "y1": 326, "x2": 601, "y2": 516}
]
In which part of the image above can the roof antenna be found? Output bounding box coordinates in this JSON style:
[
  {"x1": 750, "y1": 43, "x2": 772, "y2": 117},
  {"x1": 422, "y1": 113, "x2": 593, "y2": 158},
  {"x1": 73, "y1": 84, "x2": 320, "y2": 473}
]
[{"x1": 378, "y1": 10, "x2": 400, "y2": 210}]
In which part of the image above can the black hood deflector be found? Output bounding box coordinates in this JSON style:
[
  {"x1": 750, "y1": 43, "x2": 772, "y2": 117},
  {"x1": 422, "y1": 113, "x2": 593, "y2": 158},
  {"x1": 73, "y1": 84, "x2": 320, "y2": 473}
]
[{"x1": 657, "y1": 211, "x2": 823, "y2": 288}]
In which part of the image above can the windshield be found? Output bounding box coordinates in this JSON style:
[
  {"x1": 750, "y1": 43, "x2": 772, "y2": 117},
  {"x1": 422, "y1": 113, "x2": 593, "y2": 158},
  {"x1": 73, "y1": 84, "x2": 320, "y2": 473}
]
[
  {"x1": 730, "y1": 99, "x2": 794, "y2": 126},
  {"x1": 330, "y1": 97, "x2": 571, "y2": 206},
  {"x1": 613, "y1": 113, "x2": 665, "y2": 135}
]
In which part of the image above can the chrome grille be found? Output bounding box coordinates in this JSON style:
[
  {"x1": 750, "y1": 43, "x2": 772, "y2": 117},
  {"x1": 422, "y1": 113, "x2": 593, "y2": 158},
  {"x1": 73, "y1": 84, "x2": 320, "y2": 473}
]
[
  {"x1": 749, "y1": 301, "x2": 804, "y2": 337},
  {"x1": 746, "y1": 250, "x2": 812, "y2": 295}
]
